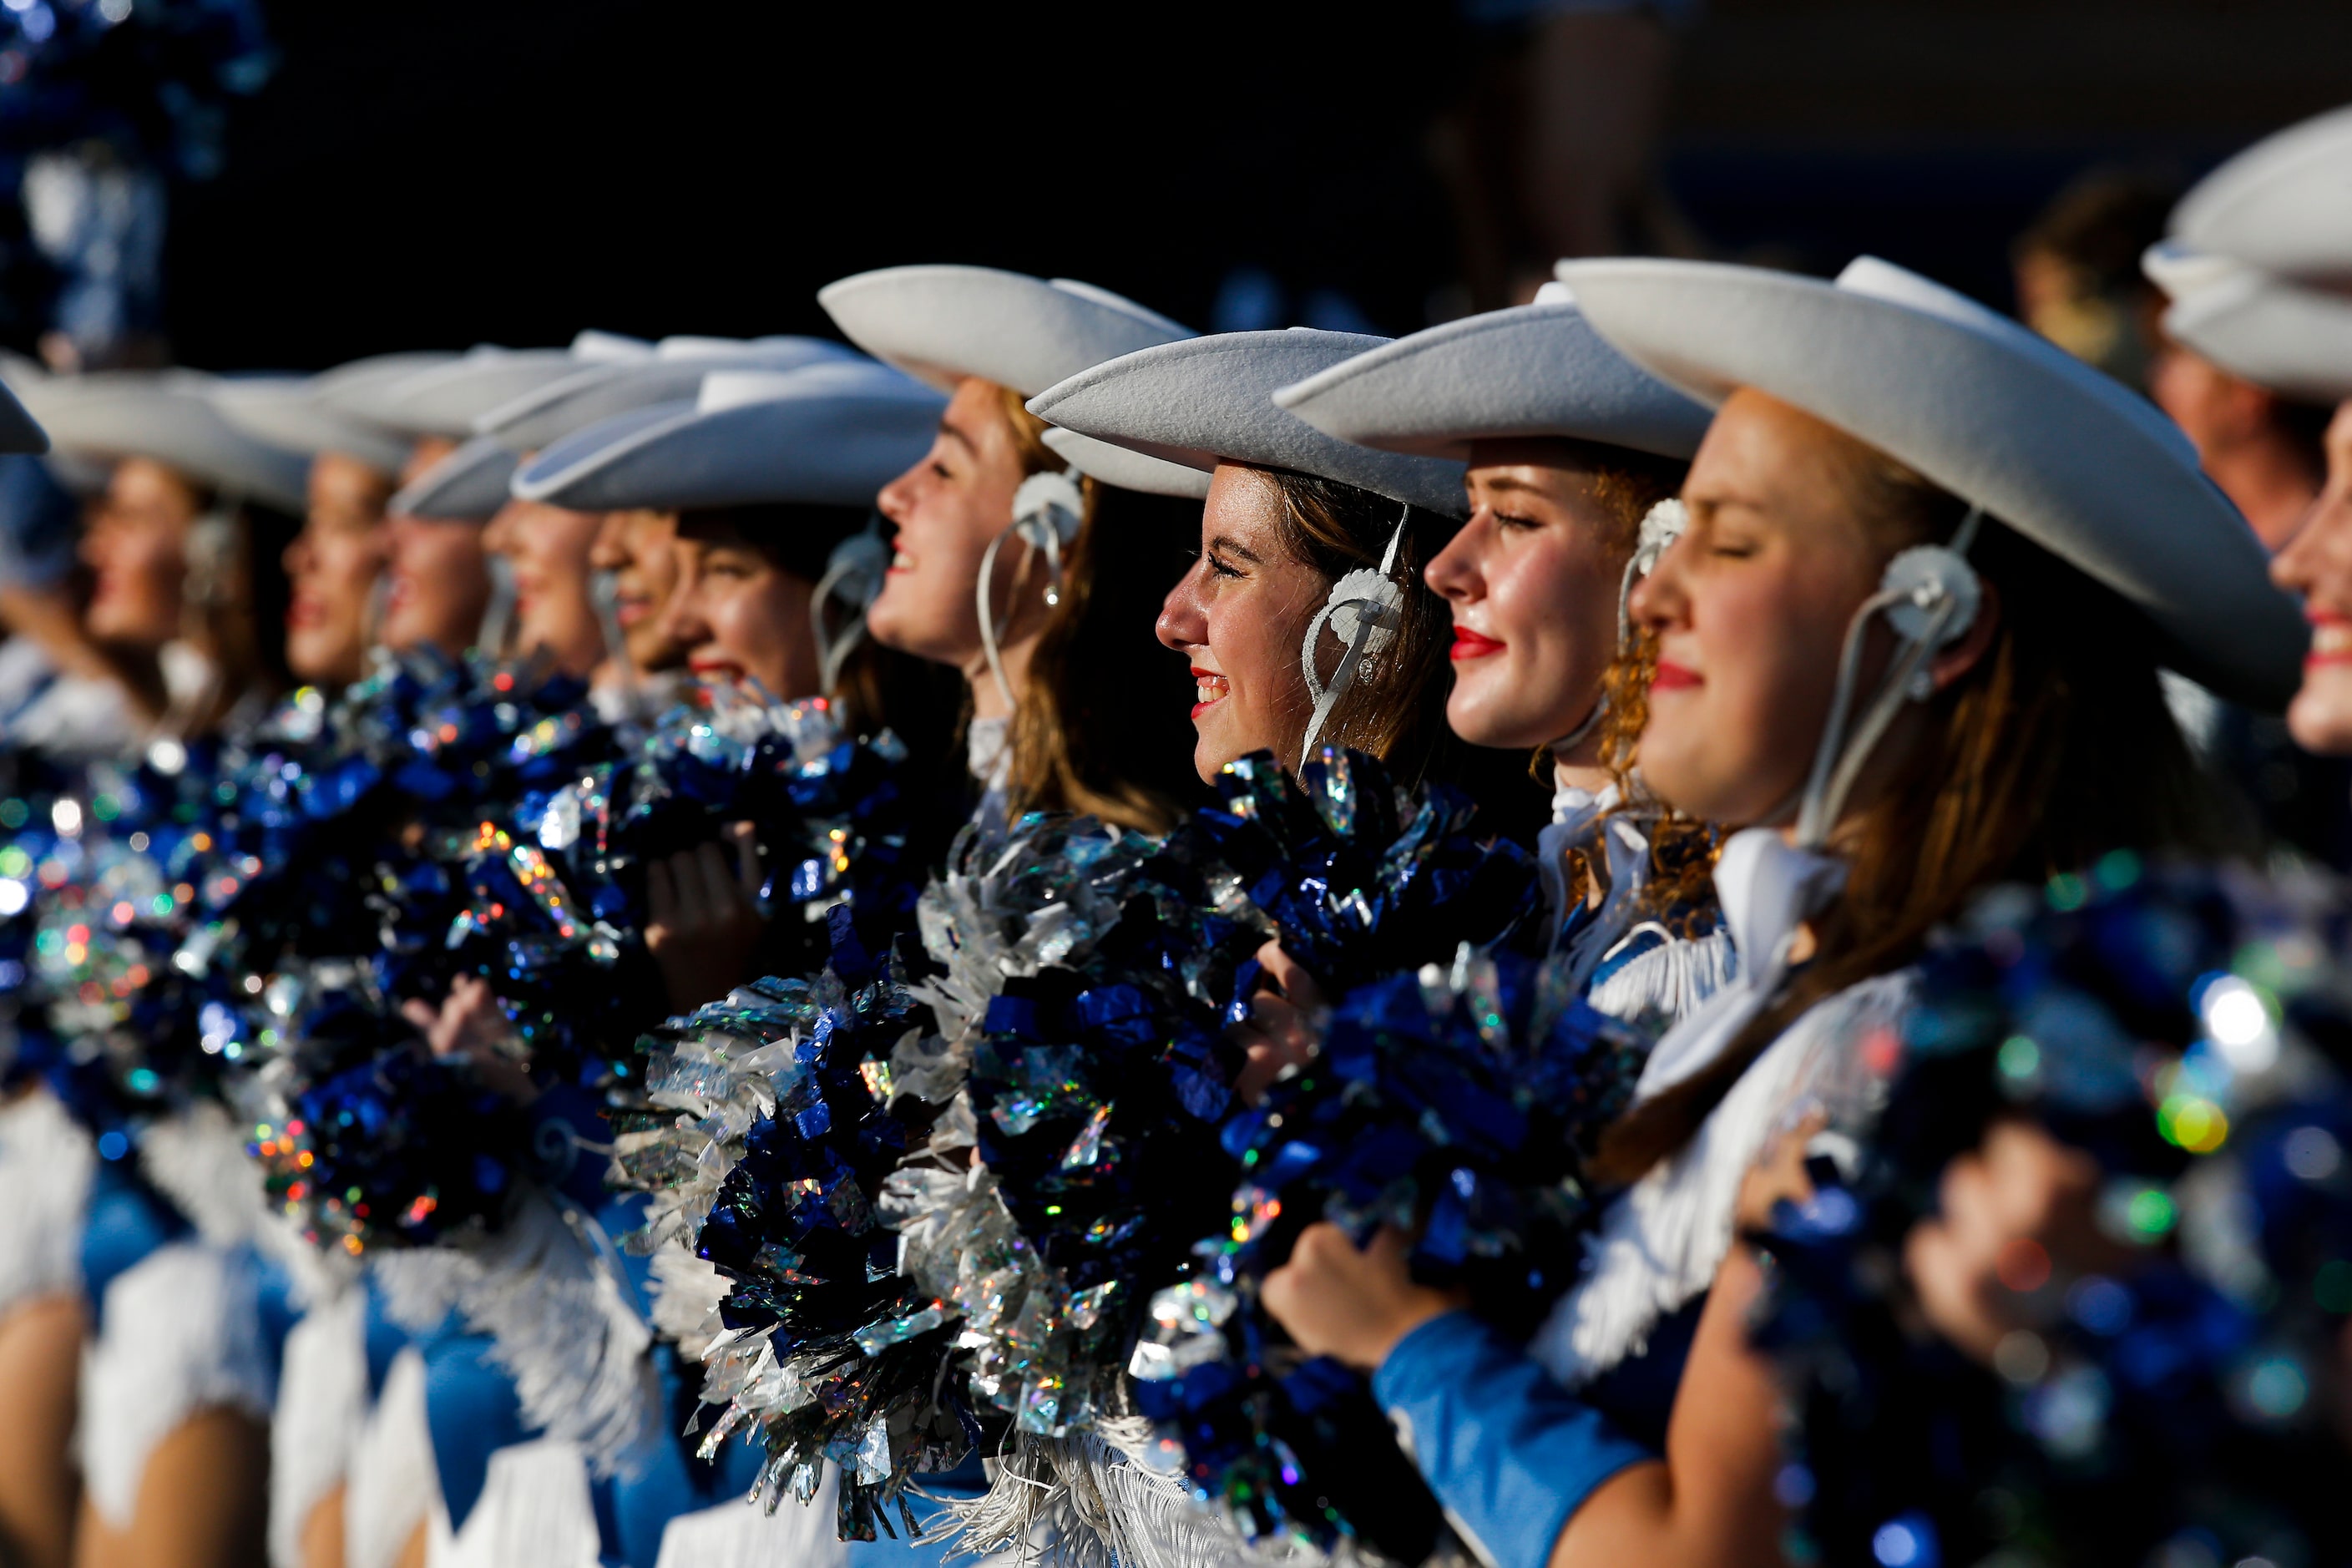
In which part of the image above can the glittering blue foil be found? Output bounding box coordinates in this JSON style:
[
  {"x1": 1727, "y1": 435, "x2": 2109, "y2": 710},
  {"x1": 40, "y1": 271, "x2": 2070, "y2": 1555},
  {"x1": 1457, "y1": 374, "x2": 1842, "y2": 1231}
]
[{"x1": 1750, "y1": 859, "x2": 2352, "y2": 1568}]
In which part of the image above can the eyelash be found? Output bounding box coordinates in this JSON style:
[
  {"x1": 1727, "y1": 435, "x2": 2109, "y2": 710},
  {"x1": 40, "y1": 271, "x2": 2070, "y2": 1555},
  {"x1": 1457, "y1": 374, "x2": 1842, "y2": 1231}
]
[
  {"x1": 1494, "y1": 512, "x2": 1540, "y2": 532},
  {"x1": 1206, "y1": 553, "x2": 1242, "y2": 580}
]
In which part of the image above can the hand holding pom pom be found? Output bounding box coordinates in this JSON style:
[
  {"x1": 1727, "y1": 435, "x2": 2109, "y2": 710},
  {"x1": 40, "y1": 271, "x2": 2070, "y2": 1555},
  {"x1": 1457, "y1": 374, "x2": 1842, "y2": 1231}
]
[{"x1": 1261, "y1": 1223, "x2": 1464, "y2": 1371}]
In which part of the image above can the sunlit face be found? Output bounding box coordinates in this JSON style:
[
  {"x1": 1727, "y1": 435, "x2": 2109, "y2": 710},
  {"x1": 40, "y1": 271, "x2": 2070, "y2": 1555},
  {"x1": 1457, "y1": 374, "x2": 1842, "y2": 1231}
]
[
  {"x1": 870, "y1": 378, "x2": 1030, "y2": 670},
  {"x1": 83, "y1": 457, "x2": 200, "y2": 647},
  {"x1": 2269, "y1": 401, "x2": 2352, "y2": 754},
  {"x1": 1155, "y1": 463, "x2": 1330, "y2": 781},
  {"x1": 1628, "y1": 391, "x2": 1904, "y2": 828},
  {"x1": 481, "y1": 495, "x2": 606, "y2": 678},
  {"x1": 281, "y1": 451, "x2": 392, "y2": 685},
  {"x1": 588, "y1": 508, "x2": 686, "y2": 673},
  {"x1": 1426, "y1": 439, "x2": 1631, "y2": 750},
  {"x1": 660, "y1": 520, "x2": 820, "y2": 699},
  {"x1": 379, "y1": 437, "x2": 493, "y2": 657}
]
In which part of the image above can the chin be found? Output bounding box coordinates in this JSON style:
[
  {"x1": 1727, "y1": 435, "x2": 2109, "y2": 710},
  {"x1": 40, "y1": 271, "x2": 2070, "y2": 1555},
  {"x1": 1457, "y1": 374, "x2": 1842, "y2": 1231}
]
[{"x1": 2287, "y1": 685, "x2": 2352, "y2": 758}]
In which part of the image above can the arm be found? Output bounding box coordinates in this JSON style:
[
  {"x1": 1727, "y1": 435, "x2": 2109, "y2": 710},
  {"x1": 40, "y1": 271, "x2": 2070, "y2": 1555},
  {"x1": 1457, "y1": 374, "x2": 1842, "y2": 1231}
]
[{"x1": 1267, "y1": 1181, "x2": 1802, "y2": 1568}]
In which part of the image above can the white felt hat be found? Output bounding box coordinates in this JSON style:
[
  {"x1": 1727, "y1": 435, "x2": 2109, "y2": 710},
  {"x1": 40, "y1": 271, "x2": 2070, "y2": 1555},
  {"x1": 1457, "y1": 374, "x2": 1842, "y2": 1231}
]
[
  {"x1": 1025, "y1": 329, "x2": 1470, "y2": 517},
  {"x1": 818, "y1": 265, "x2": 1192, "y2": 397},
  {"x1": 1557, "y1": 254, "x2": 2303, "y2": 708},
  {"x1": 211, "y1": 352, "x2": 448, "y2": 478},
  {"x1": 328, "y1": 331, "x2": 655, "y2": 439},
  {"x1": 389, "y1": 435, "x2": 519, "y2": 523},
  {"x1": 509, "y1": 360, "x2": 946, "y2": 512},
  {"x1": 1039, "y1": 426, "x2": 1214, "y2": 499},
  {"x1": 20, "y1": 370, "x2": 311, "y2": 513},
  {"x1": 1272, "y1": 298, "x2": 1713, "y2": 462},
  {"x1": 473, "y1": 336, "x2": 861, "y2": 452},
  {"x1": 2145, "y1": 241, "x2": 2352, "y2": 402},
  {"x1": 2171, "y1": 105, "x2": 2352, "y2": 284}
]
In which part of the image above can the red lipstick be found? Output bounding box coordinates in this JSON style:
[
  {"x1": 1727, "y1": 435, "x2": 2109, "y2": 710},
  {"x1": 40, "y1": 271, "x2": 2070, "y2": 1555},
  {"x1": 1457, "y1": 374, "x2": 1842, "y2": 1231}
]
[
  {"x1": 1651, "y1": 660, "x2": 1702, "y2": 691},
  {"x1": 1450, "y1": 627, "x2": 1505, "y2": 661}
]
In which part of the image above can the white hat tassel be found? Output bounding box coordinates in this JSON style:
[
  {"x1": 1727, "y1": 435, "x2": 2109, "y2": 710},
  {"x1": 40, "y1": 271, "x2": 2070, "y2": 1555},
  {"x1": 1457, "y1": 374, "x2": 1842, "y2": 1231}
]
[
  {"x1": 810, "y1": 517, "x2": 892, "y2": 697},
  {"x1": 1297, "y1": 506, "x2": 1412, "y2": 769},
  {"x1": 975, "y1": 466, "x2": 1086, "y2": 712},
  {"x1": 1791, "y1": 506, "x2": 1985, "y2": 847}
]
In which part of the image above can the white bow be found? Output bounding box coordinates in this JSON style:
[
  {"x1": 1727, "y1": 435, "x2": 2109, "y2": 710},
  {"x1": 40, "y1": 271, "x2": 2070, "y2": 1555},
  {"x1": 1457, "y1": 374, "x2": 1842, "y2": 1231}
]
[{"x1": 1631, "y1": 826, "x2": 1847, "y2": 1100}]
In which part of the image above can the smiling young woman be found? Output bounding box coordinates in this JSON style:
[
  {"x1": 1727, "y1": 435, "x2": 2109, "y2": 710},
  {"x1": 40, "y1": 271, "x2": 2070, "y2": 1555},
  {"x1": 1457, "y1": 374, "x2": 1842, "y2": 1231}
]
[
  {"x1": 831, "y1": 266, "x2": 1209, "y2": 834},
  {"x1": 1252, "y1": 255, "x2": 2299, "y2": 1568}
]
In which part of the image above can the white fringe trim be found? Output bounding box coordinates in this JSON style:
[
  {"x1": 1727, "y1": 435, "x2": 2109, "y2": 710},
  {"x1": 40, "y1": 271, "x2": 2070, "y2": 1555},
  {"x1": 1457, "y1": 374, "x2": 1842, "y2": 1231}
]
[
  {"x1": 945, "y1": 1427, "x2": 1246, "y2": 1568},
  {"x1": 1587, "y1": 928, "x2": 1740, "y2": 1029},
  {"x1": 0, "y1": 1089, "x2": 94, "y2": 1318},
  {"x1": 653, "y1": 1466, "x2": 847, "y2": 1568},
  {"x1": 423, "y1": 1437, "x2": 601, "y2": 1568},
  {"x1": 140, "y1": 1100, "x2": 347, "y2": 1308},
  {"x1": 345, "y1": 1345, "x2": 437, "y2": 1568},
  {"x1": 372, "y1": 1191, "x2": 656, "y2": 1476},
  {"x1": 78, "y1": 1238, "x2": 276, "y2": 1528},
  {"x1": 1532, "y1": 972, "x2": 1913, "y2": 1386},
  {"x1": 646, "y1": 1243, "x2": 731, "y2": 1364},
  {"x1": 270, "y1": 1284, "x2": 371, "y2": 1568}
]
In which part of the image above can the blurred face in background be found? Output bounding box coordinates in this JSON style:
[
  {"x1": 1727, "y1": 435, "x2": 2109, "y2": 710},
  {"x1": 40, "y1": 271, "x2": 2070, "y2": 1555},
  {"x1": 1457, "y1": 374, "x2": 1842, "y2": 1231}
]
[
  {"x1": 481, "y1": 495, "x2": 606, "y2": 677},
  {"x1": 281, "y1": 450, "x2": 392, "y2": 685},
  {"x1": 82, "y1": 456, "x2": 200, "y2": 648},
  {"x1": 379, "y1": 438, "x2": 493, "y2": 657},
  {"x1": 588, "y1": 507, "x2": 686, "y2": 672},
  {"x1": 2269, "y1": 402, "x2": 2352, "y2": 753},
  {"x1": 871, "y1": 377, "x2": 1029, "y2": 672},
  {"x1": 660, "y1": 517, "x2": 820, "y2": 698},
  {"x1": 1154, "y1": 463, "x2": 1329, "y2": 781}
]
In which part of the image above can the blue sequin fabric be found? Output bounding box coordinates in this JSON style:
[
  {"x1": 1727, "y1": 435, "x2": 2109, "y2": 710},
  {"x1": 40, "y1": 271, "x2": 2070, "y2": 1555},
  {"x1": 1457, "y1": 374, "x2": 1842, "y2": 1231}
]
[{"x1": 1749, "y1": 857, "x2": 2352, "y2": 1568}]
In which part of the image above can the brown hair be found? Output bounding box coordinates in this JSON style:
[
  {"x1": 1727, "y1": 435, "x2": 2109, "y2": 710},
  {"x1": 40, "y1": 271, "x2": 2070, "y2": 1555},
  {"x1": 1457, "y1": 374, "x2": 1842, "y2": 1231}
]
[
  {"x1": 1591, "y1": 440, "x2": 2237, "y2": 1183},
  {"x1": 994, "y1": 387, "x2": 1206, "y2": 834},
  {"x1": 1259, "y1": 468, "x2": 1462, "y2": 784}
]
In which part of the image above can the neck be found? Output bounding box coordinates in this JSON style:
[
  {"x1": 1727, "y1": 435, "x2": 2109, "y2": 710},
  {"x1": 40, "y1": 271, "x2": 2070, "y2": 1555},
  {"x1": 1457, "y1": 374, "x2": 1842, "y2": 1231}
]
[
  {"x1": 1550, "y1": 721, "x2": 1611, "y2": 799},
  {"x1": 964, "y1": 633, "x2": 1035, "y2": 722}
]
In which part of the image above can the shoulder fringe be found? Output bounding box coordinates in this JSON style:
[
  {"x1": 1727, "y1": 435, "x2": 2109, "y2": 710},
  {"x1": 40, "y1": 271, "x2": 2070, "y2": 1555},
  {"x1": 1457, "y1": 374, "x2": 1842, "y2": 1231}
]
[
  {"x1": 649, "y1": 1468, "x2": 849, "y2": 1568},
  {"x1": 78, "y1": 1238, "x2": 276, "y2": 1528},
  {"x1": 372, "y1": 1191, "x2": 656, "y2": 1474},
  {"x1": 139, "y1": 1100, "x2": 349, "y2": 1306},
  {"x1": 938, "y1": 1424, "x2": 1243, "y2": 1568},
  {"x1": 269, "y1": 1284, "x2": 371, "y2": 1568},
  {"x1": 1531, "y1": 971, "x2": 1913, "y2": 1385},
  {"x1": 0, "y1": 1089, "x2": 94, "y2": 1316},
  {"x1": 343, "y1": 1346, "x2": 438, "y2": 1568},
  {"x1": 1587, "y1": 928, "x2": 1739, "y2": 1029}
]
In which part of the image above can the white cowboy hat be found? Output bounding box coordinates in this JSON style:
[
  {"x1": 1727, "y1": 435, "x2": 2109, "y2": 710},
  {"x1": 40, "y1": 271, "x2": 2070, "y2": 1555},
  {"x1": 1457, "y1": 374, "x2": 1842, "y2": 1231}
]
[
  {"x1": 20, "y1": 370, "x2": 310, "y2": 512},
  {"x1": 210, "y1": 352, "x2": 449, "y2": 478},
  {"x1": 2144, "y1": 241, "x2": 2352, "y2": 403},
  {"x1": 2170, "y1": 104, "x2": 2352, "y2": 284},
  {"x1": 1272, "y1": 295, "x2": 1713, "y2": 462},
  {"x1": 817, "y1": 265, "x2": 1191, "y2": 397},
  {"x1": 389, "y1": 435, "x2": 519, "y2": 523},
  {"x1": 1039, "y1": 427, "x2": 1212, "y2": 499},
  {"x1": 1025, "y1": 329, "x2": 1469, "y2": 517},
  {"x1": 509, "y1": 360, "x2": 946, "y2": 512},
  {"x1": 1555, "y1": 253, "x2": 2304, "y2": 708},
  {"x1": 326, "y1": 331, "x2": 653, "y2": 439},
  {"x1": 473, "y1": 336, "x2": 862, "y2": 453}
]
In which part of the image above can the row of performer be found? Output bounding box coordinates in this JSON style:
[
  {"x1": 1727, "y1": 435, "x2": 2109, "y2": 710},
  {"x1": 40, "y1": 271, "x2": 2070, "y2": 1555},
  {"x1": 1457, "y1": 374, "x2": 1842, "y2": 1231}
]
[{"x1": 2, "y1": 97, "x2": 2352, "y2": 1568}]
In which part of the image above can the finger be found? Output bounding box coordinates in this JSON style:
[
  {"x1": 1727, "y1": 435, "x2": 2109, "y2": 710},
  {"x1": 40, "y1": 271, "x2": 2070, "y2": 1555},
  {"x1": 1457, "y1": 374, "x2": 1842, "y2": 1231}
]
[
  {"x1": 1257, "y1": 938, "x2": 1328, "y2": 1013},
  {"x1": 695, "y1": 841, "x2": 742, "y2": 918},
  {"x1": 727, "y1": 821, "x2": 763, "y2": 905},
  {"x1": 645, "y1": 858, "x2": 678, "y2": 933},
  {"x1": 1368, "y1": 1225, "x2": 1416, "y2": 1267},
  {"x1": 399, "y1": 999, "x2": 438, "y2": 1036}
]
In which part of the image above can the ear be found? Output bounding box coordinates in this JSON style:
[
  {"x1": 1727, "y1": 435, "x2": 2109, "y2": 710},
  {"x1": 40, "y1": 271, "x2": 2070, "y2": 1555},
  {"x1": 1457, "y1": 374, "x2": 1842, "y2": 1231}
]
[{"x1": 1927, "y1": 574, "x2": 2001, "y2": 693}]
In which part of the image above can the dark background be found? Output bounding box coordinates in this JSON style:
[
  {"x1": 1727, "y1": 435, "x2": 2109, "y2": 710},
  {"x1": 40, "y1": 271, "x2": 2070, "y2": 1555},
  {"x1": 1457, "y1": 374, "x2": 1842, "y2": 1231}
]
[{"x1": 111, "y1": 0, "x2": 2352, "y2": 371}]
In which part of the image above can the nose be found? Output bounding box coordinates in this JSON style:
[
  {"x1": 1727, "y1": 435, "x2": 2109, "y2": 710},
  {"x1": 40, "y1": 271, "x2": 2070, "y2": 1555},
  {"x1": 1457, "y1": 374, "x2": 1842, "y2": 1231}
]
[
  {"x1": 480, "y1": 502, "x2": 519, "y2": 556},
  {"x1": 658, "y1": 568, "x2": 711, "y2": 651},
  {"x1": 1156, "y1": 559, "x2": 1211, "y2": 655},
  {"x1": 1627, "y1": 533, "x2": 1691, "y2": 634},
  {"x1": 1422, "y1": 511, "x2": 1485, "y2": 607},
  {"x1": 588, "y1": 512, "x2": 629, "y2": 572},
  {"x1": 876, "y1": 460, "x2": 922, "y2": 528},
  {"x1": 283, "y1": 528, "x2": 312, "y2": 579}
]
